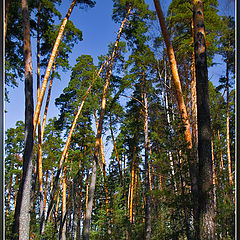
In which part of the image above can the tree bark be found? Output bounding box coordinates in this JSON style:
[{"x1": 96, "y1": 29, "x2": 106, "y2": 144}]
[
  {"x1": 13, "y1": 0, "x2": 34, "y2": 238},
  {"x1": 4, "y1": 0, "x2": 11, "y2": 39},
  {"x1": 193, "y1": 0, "x2": 215, "y2": 238}
]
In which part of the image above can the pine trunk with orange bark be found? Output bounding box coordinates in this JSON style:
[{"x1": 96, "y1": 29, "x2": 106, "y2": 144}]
[{"x1": 33, "y1": 0, "x2": 78, "y2": 136}]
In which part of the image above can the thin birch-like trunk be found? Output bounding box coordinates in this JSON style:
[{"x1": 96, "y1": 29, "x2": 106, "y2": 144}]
[
  {"x1": 143, "y1": 74, "x2": 151, "y2": 240},
  {"x1": 211, "y1": 138, "x2": 217, "y2": 209}
]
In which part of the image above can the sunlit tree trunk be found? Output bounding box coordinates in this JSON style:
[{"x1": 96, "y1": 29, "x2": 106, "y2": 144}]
[
  {"x1": 129, "y1": 144, "x2": 136, "y2": 223},
  {"x1": 4, "y1": 0, "x2": 11, "y2": 39},
  {"x1": 153, "y1": 0, "x2": 192, "y2": 148},
  {"x1": 193, "y1": 0, "x2": 215, "y2": 238},
  {"x1": 217, "y1": 130, "x2": 224, "y2": 170},
  {"x1": 33, "y1": 0, "x2": 77, "y2": 135},
  {"x1": 13, "y1": 0, "x2": 34, "y2": 238}
]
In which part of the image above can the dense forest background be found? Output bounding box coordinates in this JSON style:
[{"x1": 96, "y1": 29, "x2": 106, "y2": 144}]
[{"x1": 5, "y1": 0, "x2": 235, "y2": 239}]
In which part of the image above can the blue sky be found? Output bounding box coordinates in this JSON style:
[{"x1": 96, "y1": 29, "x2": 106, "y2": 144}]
[{"x1": 5, "y1": 0, "x2": 235, "y2": 137}]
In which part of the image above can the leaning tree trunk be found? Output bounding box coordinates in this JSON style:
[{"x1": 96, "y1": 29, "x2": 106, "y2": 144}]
[
  {"x1": 12, "y1": 0, "x2": 34, "y2": 238},
  {"x1": 33, "y1": 0, "x2": 77, "y2": 136},
  {"x1": 193, "y1": 0, "x2": 215, "y2": 239}
]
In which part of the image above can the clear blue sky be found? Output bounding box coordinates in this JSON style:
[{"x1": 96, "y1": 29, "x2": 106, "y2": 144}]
[{"x1": 5, "y1": 0, "x2": 235, "y2": 133}]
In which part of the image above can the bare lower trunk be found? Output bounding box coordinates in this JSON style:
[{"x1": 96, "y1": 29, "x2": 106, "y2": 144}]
[
  {"x1": 13, "y1": 0, "x2": 34, "y2": 238},
  {"x1": 193, "y1": 1, "x2": 215, "y2": 238}
]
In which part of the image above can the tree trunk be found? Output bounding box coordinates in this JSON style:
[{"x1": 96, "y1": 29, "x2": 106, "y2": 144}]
[
  {"x1": 226, "y1": 46, "x2": 233, "y2": 186},
  {"x1": 33, "y1": 0, "x2": 77, "y2": 136},
  {"x1": 4, "y1": 0, "x2": 11, "y2": 39},
  {"x1": 211, "y1": 138, "x2": 217, "y2": 209},
  {"x1": 217, "y1": 130, "x2": 224, "y2": 171},
  {"x1": 129, "y1": 144, "x2": 136, "y2": 223},
  {"x1": 61, "y1": 166, "x2": 67, "y2": 240},
  {"x1": 143, "y1": 74, "x2": 151, "y2": 240},
  {"x1": 191, "y1": 21, "x2": 200, "y2": 239},
  {"x1": 193, "y1": 0, "x2": 215, "y2": 238},
  {"x1": 13, "y1": 0, "x2": 34, "y2": 238},
  {"x1": 82, "y1": 8, "x2": 132, "y2": 239},
  {"x1": 153, "y1": 0, "x2": 192, "y2": 148}
]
